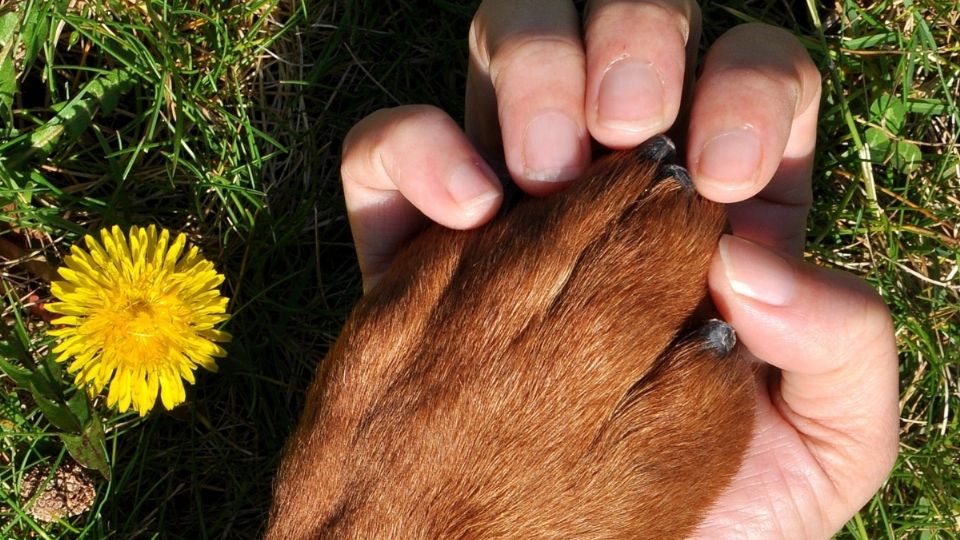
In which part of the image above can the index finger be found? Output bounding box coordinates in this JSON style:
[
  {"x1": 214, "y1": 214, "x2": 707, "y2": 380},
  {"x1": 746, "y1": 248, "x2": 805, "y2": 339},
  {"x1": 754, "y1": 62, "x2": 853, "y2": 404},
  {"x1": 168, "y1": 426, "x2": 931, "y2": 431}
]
[
  {"x1": 341, "y1": 106, "x2": 503, "y2": 290},
  {"x1": 466, "y1": 0, "x2": 590, "y2": 194},
  {"x1": 687, "y1": 24, "x2": 822, "y2": 256}
]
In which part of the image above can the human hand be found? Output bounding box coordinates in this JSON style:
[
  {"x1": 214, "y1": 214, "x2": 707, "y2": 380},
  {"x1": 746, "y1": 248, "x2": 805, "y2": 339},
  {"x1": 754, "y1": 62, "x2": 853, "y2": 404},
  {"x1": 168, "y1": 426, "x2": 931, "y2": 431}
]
[{"x1": 339, "y1": 1, "x2": 899, "y2": 538}]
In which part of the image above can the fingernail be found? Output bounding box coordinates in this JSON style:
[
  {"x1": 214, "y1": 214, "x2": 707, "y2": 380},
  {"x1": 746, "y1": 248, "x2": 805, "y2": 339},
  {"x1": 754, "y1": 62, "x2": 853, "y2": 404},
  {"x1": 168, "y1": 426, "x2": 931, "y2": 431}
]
[
  {"x1": 522, "y1": 111, "x2": 582, "y2": 182},
  {"x1": 697, "y1": 126, "x2": 762, "y2": 191},
  {"x1": 718, "y1": 235, "x2": 796, "y2": 306},
  {"x1": 597, "y1": 59, "x2": 664, "y2": 133},
  {"x1": 448, "y1": 160, "x2": 501, "y2": 216}
]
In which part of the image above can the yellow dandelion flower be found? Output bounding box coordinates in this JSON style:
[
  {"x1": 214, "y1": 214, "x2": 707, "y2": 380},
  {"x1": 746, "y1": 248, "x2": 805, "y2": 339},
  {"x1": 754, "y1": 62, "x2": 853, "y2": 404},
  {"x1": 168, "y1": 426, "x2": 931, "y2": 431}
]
[{"x1": 46, "y1": 225, "x2": 231, "y2": 416}]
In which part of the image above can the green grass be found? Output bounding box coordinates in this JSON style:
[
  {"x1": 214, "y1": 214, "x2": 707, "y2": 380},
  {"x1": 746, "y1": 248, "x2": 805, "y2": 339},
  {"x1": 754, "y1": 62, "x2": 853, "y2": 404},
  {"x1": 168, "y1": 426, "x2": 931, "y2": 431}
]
[{"x1": 0, "y1": 0, "x2": 957, "y2": 538}]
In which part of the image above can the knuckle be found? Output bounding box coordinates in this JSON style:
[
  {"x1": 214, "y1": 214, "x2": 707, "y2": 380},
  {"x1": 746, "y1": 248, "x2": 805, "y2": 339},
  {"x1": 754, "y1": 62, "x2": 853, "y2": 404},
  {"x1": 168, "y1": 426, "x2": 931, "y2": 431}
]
[
  {"x1": 857, "y1": 285, "x2": 895, "y2": 345},
  {"x1": 839, "y1": 276, "x2": 897, "y2": 365},
  {"x1": 723, "y1": 23, "x2": 821, "y2": 103},
  {"x1": 588, "y1": 0, "x2": 694, "y2": 44},
  {"x1": 810, "y1": 270, "x2": 896, "y2": 374},
  {"x1": 341, "y1": 110, "x2": 392, "y2": 181},
  {"x1": 341, "y1": 106, "x2": 448, "y2": 183},
  {"x1": 471, "y1": 0, "x2": 580, "y2": 70},
  {"x1": 731, "y1": 22, "x2": 798, "y2": 45},
  {"x1": 384, "y1": 105, "x2": 450, "y2": 140},
  {"x1": 488, "y1": 34, "x2": 583, "y2": 87},
  {"x1": 340, "y1": 116, "x2": 376, "y2": 178},
  {"x1": 468, "y1": 1, "x2": 492, "y2": 67}
]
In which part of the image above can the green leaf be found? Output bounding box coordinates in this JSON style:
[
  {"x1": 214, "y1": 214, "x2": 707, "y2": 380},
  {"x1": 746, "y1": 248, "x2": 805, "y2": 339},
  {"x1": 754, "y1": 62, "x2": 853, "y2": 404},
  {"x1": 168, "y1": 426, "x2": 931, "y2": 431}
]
[
  {"x1": 906, "y1": 99, "x2": 947, "y2": 116},
  {"x1": 0, "y1": 53, "x2": 13, "y2": 118},
  {"x1": 864, "y1": 127, "x2": 891, "y2": 163},
  {"x1": 869, "y1": 95, "x2": 907, "y2": 134},
  {"x1": 32, "y1": 391, "x2": 82, "y2": 432},
  {"x1": 0, "y1": 10, "x2": 18, "y2": 116},
  {"x1": 0, "y1": 10, "x2": 17, "y2": 43},
  {"x1": 0, "y1": 350, "x2": 56, "y2": 404},
  {"x1": 60, "y1": 412, "x2": 110, "y2": 480},
  {"x1": 66, "y1": 388, "x2": 93, "y2": 426},
  {"x1": 0, "y1": 356, "x2": 35, "y2": 388},
  {"x1": 0, "y1": 390, "x2": 27, "y2": 426},
  {"x1": 892, "y1": 140, "x2": 922, "y2": 174},
  {"x1": 864, "y1": 123, "x2": 920, "y2": 174},
  {"x1": 844, "y1": 31, "x2": 896, "y2": 50},
  {"x1": 0, "y1": 323, "x2": 30, "y2": 366},
  {"x1": 17, "y1": 1, "x2": 51, "y2": 74},
  {"x1": 0, "y1": 322, "x2": 59, "y2": 398},
  {"x1": 41, "y1": 347, "x2": 63, "y2": 383},
  {"x1": 3, "y1": 68, "x2": 135, "y2": 168},
  {"x1": 67, "y1": 29, "x2": 80, "y2": 49}
]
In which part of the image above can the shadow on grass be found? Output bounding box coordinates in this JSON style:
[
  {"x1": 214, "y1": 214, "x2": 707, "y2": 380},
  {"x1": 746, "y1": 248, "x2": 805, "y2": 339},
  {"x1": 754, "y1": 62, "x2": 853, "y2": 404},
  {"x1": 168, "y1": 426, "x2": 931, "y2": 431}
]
[{"x1": 92, "y1": 1, "x2": 481, "y2": 537}]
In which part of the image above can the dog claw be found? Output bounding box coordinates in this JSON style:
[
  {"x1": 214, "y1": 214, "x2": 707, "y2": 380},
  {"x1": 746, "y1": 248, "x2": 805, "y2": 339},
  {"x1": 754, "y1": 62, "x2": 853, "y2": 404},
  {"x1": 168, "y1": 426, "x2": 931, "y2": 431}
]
[
  {"x1": 637, "y1": 134, "x2": 677, "y2": 164},
  {"x1": 700, "y1": 319, "x2": 737, "y2": 358}
]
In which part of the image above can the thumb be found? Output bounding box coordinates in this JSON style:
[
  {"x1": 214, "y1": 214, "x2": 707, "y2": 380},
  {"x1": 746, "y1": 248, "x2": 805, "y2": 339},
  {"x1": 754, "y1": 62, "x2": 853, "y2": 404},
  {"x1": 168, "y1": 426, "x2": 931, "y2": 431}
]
[{"x1": 708, "y1": 234, "x2": 899, "y2": 513}]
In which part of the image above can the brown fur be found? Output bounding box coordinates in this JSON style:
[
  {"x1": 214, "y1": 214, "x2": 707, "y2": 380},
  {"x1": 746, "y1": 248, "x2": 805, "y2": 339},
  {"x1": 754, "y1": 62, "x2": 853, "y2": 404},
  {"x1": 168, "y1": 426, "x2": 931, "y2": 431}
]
[{"x1": 267, "y1": 142, "x2": 756, "y2": 539}]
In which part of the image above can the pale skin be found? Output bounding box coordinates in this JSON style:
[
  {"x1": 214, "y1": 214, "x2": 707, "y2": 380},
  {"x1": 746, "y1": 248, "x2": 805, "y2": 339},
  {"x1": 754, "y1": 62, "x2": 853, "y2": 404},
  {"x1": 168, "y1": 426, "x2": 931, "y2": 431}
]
[{"x1": 339, "y1": 1, "x2": 900, "y2": 538}]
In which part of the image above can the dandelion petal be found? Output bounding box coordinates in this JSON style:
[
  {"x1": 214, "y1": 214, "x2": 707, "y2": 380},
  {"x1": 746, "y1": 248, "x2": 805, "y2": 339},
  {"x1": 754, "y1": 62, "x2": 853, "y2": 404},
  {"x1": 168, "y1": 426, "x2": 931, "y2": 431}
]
[{"x1": 47, "y1": 226, "x2": 232, "y2": 415}]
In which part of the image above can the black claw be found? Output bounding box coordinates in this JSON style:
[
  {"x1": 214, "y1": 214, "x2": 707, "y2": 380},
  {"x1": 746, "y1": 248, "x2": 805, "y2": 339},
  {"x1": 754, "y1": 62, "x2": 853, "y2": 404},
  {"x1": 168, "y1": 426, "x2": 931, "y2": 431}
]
[
  {"x1": 636, "y1": 134, "x2": 676, "y2": 164},
  {"x1": 700, "y1": 319, "x2": 737, "y2": 358},
  {"x1": 656, "y1": 164, "x2": 694, "y2": 193}
]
